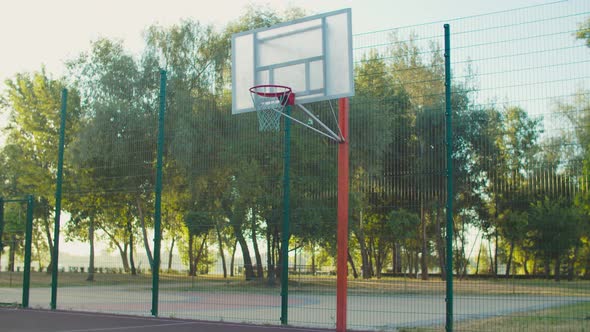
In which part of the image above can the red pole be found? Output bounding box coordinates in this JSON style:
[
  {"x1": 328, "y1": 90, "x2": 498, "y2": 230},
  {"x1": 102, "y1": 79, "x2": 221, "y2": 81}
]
[{"x1": 336, "y1": 97, "x2": 349, "y2": 332}]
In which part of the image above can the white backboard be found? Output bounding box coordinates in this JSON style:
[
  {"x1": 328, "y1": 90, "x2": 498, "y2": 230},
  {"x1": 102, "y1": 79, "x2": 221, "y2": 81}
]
[{"x1": 231, "y1": 8, "x2": 354, "y2": 114}]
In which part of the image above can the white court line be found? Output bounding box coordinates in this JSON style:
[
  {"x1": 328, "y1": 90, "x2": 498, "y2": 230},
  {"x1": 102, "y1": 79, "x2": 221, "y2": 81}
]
[
  {"x1": 13, "y1": 309, "x2": 180, "y2": 322},
  {"x1": 57, "y1": 321, "x2": 198, "y2": 332}
]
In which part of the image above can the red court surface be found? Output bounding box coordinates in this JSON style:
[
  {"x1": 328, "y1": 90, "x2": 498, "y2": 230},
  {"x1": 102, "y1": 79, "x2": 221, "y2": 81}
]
[{"x1": 0, "y1": 308, "x2": 341, "y2": 332}]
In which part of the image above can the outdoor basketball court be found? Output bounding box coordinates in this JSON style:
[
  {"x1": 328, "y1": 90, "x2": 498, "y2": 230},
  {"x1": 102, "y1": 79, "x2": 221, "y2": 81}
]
[
  {"x1": 0, "y1": 307, "x2": 334, "y2": 332},
  {"x1": 1, "y1": 285, "x2": 585, "y2": 331}
]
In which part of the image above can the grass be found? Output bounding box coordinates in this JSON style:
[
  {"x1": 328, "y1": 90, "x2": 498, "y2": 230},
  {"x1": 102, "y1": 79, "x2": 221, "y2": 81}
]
[
  {"x1": 2, "y1": 271, "x2": 590, "y2": 297},
  {"x1": 399, "y1": 301, "x2": 590, "y2": 332},
  {"x1": 344, "y1": 277, "x2": 590, "y2": 297},
  {"x1": 0, "y1": 271, "x2": 155, "y2": 288}
]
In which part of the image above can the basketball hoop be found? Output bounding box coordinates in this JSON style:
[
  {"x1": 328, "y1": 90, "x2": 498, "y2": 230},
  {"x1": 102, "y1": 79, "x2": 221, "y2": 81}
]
[{"x1": 249, "y1": 85, "x2": 294, "y2": 132}]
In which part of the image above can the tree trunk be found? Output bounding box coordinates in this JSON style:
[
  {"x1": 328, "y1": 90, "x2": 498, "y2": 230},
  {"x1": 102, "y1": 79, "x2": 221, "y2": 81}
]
[
  {"x1": 456, "y1": 215, "x2": 469, "y2": 279},
  {"x1": 493, "y1": 197, "x2": 499, "y2": 277},
  {"x1": 121, "y1": 243, "x2": 130, "y2": 272},
  {"x1": 266, "y1": 227, "x2": 276, "y2": 285},
  {"x1": 293, "y1": 247, "x2": 297, "y2": 273},
  {"x1": 0, "y1": 202, "x2": 4, "y2": 269},
  {"x1": 567, "y1": 246, "x2": 578, "y2": 281},
  {"x1": 347, "y1": 249, "x2": 358, "y2": 279},
  {"x1": 374, "y1": 242, "x2": 383, "y2": 279},
  {"x1": 554, "y1": 255, "x2": 561, "y2": 282},
  {"x1": 43, "y1": 214, "x2": 54, "y2": 273},
  {"x1": 368, "y1": 239, "x2": 375, "y2": 277},
  {"x1": 230, "y1": 239, "x2": 237, "y2": 277},
  {"x1": 127, "y1": 218, "x2": 137, "y2": 275},
  {"x1": 393, "y1": 242, "x2": 402, "y2": 274},
  {"x1": 251, "y1": 217, "x2": 264, "y2": 279},
  {"x1": 522, "y1": 250, "x2": 530, "y2": 275},
  {"x1": 194, "y1": 235, "x2": 208, "y2": 274},
  {"x1": 216, "y1": 224, "x2": 227, "y2": 278},
  {"x1": 420, "y1": 201, "x2": 429, "y2": 280},
  {"x1": 87, "y1": 218, "x2": 95, "y2": 281},
  {"x1": 233, "y1": 224, "x2": 254, "y2": 280},
  {"x1": 544, "y1": 259, "x2": 551, "y2": 279},
  {"x1": 311, "y1": 242, "x2": 316, "y2": 275},
  {"x1": 505, "y1": 238, "x2": 515, "y2": 277},
  {"x1": 136, "y1": 197, "x2": 154, "y2": 270},
  {"x1": 434, "y1": 204, "x2": 446, "y2": 280},
  {"x1": 392, "y1": 243, "x2": 396, "y2": 274},
  {"x1": 584, "y1": 253, "x2": 590, "y2": 278},
  {"x1": 494, "y1": 232, "x2": 499, "y2": 277},
  {"x1": 188, "y1": 234, "x2": 195, "y2": 276},
  {"x1": 99, "y1": 225, "x2": 130, "y2": 271},
  {"x1": 167, "y1": 237, "x2": 175, "y2": 272},
  {"x1": 356, "y1": 210, "x2": 371, "y2": 279},
  {"x1": 475, "y1": 241, "x2": 482, "y2": 275},
  {"x1": 488, "y1": 237, "x2": 494, "y2": 275},
  {"x1": 356, "y1": 230, "x2": 371, "y2": 279},
  {"x1": 8, "y1": 234, "x2": 16, "y2": 272},
  {"x1": 273, "y1": 226, "x2": 281, "y2": 280},
  {"x1": 33, "y1": 240, "x2": 44, "y2": 272}
]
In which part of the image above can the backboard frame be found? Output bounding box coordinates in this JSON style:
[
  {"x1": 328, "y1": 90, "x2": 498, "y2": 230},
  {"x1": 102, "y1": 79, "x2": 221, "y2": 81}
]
[{"x1": 231, "y1": 8, "x2": 354, "y2": 114}]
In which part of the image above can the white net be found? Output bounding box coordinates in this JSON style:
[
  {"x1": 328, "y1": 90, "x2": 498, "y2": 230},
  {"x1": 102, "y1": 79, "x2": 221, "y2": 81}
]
[{"x1": 250, "y1": 86, "x2": 292, "y2": 132}]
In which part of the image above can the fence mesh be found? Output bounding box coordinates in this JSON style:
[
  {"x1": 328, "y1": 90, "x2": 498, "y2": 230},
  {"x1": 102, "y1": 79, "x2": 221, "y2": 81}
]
[
  {"x1": 51, "y1": 62, "x2": 161, "y2": 314},
  {"x1": 1, "y1": 1, "x2": 589, "y2": 331},
  {"x1": 0, "y1": 200, "x2": 26, "y2": 305}
]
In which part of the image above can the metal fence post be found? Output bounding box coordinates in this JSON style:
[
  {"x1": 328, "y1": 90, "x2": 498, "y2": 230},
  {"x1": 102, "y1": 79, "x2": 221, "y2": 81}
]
[
  {"x1": 444, "y1": 23, "x2": 454, "y2": 332},
  {"x1": 0, "y1": 198, "x2": 4, "y2": 263},
  {"x1": 51, "y1": 88, "x2": 67, "y2": 310},
  {"x1": 22, "y1": 195, "x2": 34, "y2": 308},
  {"x1": 280, "y1": 105, "x2": 291, "y2": 325},
  {"x1": 151, "y1": 69, "x2": 167, "y2": 317},
  {"x1": 336, "y1": 97, "x2": 350, "y2": 332}
]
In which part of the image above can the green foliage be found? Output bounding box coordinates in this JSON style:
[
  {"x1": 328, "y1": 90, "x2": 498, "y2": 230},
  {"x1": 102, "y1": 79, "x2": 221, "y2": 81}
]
[
  {"x1": 184, "y1": 211, "x2": 214, "y2": 237},
  {"x1": 2, "y1": 204, "x2": 25, "y2": 240},
  {"x1": 1, "y1": 69, "x2": 82, "y2": 269},
  {"x1": 387, "y1": 209, "x2": 420, "y2": 244},
  {"x1": 144, "y1": 20, "x2": 226, "y2": 94},
  {"x1": 528, "y1": 198, "x2": 582, "y2": 263},
  {"x1": 2, "y1": 69, "x2": 81, "y2": 198},
  {"x1": 576, "y1": 17, "x2": 590, "y2": 47}
]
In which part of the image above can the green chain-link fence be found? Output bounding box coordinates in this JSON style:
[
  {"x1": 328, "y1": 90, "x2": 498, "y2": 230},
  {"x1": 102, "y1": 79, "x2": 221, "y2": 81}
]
[{"x1": 1, "y1": 1, "x2": 589, "y2": 331}]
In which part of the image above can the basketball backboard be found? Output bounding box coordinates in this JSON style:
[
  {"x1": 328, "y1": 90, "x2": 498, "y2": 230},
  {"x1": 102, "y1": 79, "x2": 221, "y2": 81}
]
[{"x1": 231, "y1": 8, "x2": 354, "y2": 114}]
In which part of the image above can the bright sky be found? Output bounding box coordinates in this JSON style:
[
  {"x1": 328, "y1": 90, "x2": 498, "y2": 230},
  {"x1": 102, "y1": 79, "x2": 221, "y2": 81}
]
[
  {"x1": 1, "y1": 0, "x2": 580, "y2": 140},
  {"x1": 0, "y1": 0, "x2": 573, "y2": 85}
]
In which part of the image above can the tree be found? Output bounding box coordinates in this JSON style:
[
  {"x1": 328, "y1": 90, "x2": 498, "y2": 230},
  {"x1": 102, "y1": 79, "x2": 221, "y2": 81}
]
[
  {"x1": 184, "y1": 210, "x2": 214, "y2": 276},
  {"x1": 528, "y1": 198, "x2": 582, "y2": 280},
  {"x1": 484, "y1": 106, "x2": 543, "y2": 276},
  {"x1": 576, "y1": 17, "x2": 590, "y2": 47},
  {"x1": 387, "y1": 209, "x2": 420, "y2": 274},
  {"x1": 144, "y1": 20, "x2": 227, "y2": 96},
  {"x1": 67, "y1": 38, "x2": 161, "y2": 272},
  {"x1": 557, "y1": 89, "x2": 590, "y2": 278},
  {"x1": 1, "y1": 69, "x2": 81, "y2": 272},
  {"x1": 1, "y1": 203, "x2": 26, "y2": 272},
  {"x1": 497, "y1": 209, "x2": 528, "y2": 276},
  {"x1": 350, "y1": 46, "x2": 413, "y2": 279}
]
